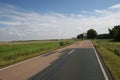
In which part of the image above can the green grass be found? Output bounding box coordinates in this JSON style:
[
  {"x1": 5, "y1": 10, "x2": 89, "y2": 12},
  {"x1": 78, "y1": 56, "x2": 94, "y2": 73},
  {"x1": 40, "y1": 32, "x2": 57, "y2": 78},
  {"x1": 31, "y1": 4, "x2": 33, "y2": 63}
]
[
  {"x1": 93, "y1": 39, "x2": 120, "y2": 80},
  {"x1": 0, "y1": 39, "x2": 77, "y2": 68}
]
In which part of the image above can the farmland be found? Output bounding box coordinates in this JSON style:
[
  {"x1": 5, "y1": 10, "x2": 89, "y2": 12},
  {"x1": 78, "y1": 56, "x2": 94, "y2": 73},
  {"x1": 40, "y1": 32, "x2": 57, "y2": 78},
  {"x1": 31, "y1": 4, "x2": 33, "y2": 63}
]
[
  {"x1": 0, "y1": 39, "x2": 77, "y2": 68},
  {"x1": 93, "y1": 39, "x2": 120, "y2": 80}
]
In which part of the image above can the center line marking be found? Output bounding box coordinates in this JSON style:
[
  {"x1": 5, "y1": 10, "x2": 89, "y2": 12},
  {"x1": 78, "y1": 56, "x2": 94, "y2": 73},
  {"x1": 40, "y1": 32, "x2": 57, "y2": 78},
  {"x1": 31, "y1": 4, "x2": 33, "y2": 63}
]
[{"x1": 68, "y1": 49, "x2": 75, "y2": 54}]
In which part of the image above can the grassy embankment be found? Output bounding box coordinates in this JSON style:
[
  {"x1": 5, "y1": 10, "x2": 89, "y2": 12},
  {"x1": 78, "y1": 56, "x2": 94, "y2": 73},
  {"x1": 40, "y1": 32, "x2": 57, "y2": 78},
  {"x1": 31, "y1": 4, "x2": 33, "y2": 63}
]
[
  {"x1": 0, "y1": 39, "x2": 77, "y2": 68},
  {"x1": 93, "y1": 39, "x2": 120, "y2": 80}
]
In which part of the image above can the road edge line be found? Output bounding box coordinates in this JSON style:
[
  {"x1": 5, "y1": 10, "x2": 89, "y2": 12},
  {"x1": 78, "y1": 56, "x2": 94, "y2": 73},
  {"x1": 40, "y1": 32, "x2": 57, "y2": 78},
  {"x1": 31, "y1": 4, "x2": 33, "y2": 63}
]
[{"x1": 91, "y1": 41, "x2": 109, "y2": 80}]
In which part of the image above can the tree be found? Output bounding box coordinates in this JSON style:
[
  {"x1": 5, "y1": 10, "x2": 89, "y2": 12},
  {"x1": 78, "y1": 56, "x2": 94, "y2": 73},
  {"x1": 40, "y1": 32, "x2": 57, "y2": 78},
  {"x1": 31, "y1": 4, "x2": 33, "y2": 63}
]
[
  {"x1": 77, "y1": 34, "x2": 83, "y2": 39},
  {"x1": 87, "y1": 29, "x2": 97, "y2": 39},
  {"x1": 108, "y1": 25, "x2": 120, "y2": 41}
]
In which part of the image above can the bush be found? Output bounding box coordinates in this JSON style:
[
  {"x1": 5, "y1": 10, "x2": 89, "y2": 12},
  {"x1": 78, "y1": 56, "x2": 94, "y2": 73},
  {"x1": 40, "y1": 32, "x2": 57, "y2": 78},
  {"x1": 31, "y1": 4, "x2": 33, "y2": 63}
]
[{"x1": 59, "y1": 41, "x2": 64, "y2": 46}]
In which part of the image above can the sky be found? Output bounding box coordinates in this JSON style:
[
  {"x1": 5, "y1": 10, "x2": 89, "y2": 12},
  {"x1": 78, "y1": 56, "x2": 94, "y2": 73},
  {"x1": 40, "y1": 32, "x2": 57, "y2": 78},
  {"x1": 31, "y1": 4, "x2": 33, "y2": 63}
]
[{"x1": 0, "y1": 0, "x2": 120, "y2": 41}]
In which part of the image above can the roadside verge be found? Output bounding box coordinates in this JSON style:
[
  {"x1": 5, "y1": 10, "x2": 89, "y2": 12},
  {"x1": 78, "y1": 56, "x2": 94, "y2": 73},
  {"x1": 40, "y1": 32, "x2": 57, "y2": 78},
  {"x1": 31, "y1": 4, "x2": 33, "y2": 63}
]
[{"x1": 92, "y1": 41, "x2": 113, "y2": 80}]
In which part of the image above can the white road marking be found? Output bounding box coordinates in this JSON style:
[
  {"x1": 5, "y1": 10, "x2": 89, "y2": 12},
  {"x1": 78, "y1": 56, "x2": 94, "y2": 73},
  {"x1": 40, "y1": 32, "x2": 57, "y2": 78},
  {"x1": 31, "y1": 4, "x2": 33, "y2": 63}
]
[
  {"x1": 68, "y1": 49, "x2": 75, "y2": 54},
  {"x1": 91, "y1": 41, "x2": 109, "y2": 80}
]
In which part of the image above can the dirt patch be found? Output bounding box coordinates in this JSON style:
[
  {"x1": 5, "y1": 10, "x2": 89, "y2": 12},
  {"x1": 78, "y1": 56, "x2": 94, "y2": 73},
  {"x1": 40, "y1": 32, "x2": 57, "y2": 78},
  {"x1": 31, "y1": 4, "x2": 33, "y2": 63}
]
[{"x1": 64, "y1": 40, "x2": 93, "y2": 49}]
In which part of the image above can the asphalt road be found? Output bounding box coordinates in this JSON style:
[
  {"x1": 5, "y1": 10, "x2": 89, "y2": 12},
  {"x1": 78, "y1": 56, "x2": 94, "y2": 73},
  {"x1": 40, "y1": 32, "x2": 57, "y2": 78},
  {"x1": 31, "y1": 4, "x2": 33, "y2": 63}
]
[{"x1": 28, "y1": 48, "x2": 108, "y2": 80}]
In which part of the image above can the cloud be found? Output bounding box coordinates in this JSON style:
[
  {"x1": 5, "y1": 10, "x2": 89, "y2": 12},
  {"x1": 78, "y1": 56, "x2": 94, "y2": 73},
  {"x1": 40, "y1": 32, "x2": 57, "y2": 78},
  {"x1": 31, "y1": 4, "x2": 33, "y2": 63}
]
[
  {"x1": 110, "y1": 4, "x2": 120, "y2": 9},
  {"x1": 0, "y1": 3, "x2": 120, "y2": 41}
]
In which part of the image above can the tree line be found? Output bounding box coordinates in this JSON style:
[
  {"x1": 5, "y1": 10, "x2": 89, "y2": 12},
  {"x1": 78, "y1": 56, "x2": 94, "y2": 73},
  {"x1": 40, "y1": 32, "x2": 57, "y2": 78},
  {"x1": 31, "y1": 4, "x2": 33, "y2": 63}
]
[{"x1": 77, "y1": 25, "x2": 120, "y2": 41}]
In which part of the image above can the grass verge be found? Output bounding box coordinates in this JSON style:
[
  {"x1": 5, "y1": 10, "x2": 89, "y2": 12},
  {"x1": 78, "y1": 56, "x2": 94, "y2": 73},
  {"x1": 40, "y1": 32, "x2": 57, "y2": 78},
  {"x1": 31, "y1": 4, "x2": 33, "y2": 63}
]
[
  {"x1": 0, "y1": 39, "x2": 77, "y2": 68},
  {"x1": 93, "y1": 39, "x2": 120, "y2": 80}
]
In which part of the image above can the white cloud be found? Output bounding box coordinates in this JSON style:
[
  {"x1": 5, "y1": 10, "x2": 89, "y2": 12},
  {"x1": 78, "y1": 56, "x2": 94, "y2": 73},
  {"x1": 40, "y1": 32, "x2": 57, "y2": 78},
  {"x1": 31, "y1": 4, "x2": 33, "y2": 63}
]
[
  {"x1": 110, "y1": 4, "x2": 120, "y2": 9},
  {"x1": 0, "y1": 3, "x2": 120, "y2": 41},
  {"x1": 94, "y1": 9, "x2": 109, "y2": 14},
  {"x1": 0, "y1": 21, "x2": 20, "y2": 25}
]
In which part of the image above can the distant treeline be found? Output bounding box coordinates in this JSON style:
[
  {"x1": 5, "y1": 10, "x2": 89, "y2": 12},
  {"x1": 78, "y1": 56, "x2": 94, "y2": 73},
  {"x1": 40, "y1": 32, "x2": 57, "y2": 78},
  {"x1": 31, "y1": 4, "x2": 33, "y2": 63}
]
[
  {"x1": 97, "y1": 34, "x2": 111, "y2": 39},
  {"x1": 77, "y1": 25, "x2": 120, "y2": 41}
]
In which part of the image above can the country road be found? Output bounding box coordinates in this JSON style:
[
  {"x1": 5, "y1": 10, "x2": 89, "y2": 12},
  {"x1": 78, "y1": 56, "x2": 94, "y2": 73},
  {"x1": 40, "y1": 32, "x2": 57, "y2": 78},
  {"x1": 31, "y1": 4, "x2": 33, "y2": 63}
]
[
  {"x1": 0, "y1": 40, "x2": 112, "y2": 80},
  {"x1": 28, "y1": 48, "x2": 106, "y2": 80}
]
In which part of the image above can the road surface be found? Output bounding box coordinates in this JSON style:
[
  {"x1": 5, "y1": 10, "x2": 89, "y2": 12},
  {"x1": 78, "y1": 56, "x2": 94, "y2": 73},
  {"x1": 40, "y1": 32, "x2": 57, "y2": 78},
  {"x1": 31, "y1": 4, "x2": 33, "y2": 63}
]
[
  {"x1": 28, "y1": 48, "x2": 107, "y2": 80},
  {"x1": 0, "y1": 40, "x2": 111, "y2": 80}
]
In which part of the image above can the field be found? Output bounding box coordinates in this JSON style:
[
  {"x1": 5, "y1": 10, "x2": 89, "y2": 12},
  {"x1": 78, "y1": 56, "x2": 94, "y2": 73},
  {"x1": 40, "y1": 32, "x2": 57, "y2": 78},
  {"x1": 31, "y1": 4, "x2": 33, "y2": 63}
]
[
  {"x1": 93, "y1": 39, "x2": 120, "y2": 80},
  {"x1": 0, "y1": 39, "x2": 77, "y2": 68}
]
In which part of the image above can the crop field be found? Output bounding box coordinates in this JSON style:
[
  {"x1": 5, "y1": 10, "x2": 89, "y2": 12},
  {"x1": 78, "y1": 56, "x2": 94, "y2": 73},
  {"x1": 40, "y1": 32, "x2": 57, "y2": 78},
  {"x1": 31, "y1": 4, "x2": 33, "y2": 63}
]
[
  {"x1": 93, "y1": 39, "x2": 120, "y2": 80},
  {"x1": 0, "y1": 39, "x2": 77, "y2": 68}
]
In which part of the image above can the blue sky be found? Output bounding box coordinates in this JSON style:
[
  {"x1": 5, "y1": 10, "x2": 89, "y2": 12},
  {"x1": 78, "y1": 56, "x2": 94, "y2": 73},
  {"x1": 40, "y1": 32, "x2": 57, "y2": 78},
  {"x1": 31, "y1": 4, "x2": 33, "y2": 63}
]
[
  {"x1": 0, "y1": 0, "x2": 120, "y2": 41},
  {"x1": 0, "y1": 0, "x2": 120, "y2": 13}
]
